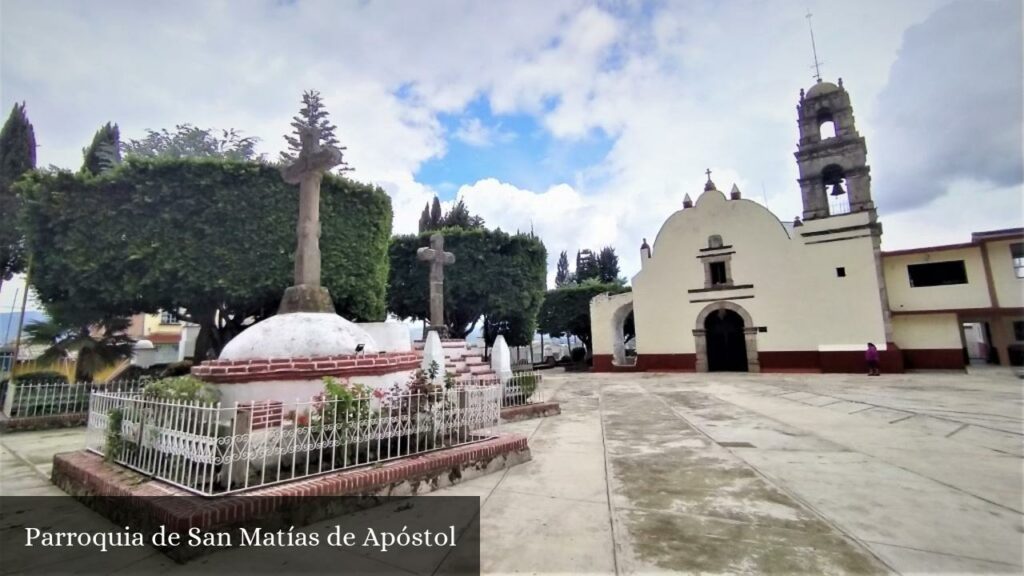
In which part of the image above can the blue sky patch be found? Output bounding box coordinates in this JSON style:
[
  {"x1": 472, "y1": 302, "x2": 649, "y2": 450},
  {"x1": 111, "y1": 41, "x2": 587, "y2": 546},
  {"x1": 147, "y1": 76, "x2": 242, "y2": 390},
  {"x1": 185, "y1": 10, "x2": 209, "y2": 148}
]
[{"x1": 415, "y1": 95, "x2": 614, "y2": 199}]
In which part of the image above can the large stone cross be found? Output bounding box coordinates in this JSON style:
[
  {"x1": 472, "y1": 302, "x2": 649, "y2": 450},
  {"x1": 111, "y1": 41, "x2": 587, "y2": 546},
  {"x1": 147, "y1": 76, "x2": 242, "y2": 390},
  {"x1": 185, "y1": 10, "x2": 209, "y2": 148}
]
[
  {"x1": 278, "y1": 125, "x2": 345, "y2": 313},
  {"x1": 417, "y1": 233, "x2": 455, "y2": 334}
]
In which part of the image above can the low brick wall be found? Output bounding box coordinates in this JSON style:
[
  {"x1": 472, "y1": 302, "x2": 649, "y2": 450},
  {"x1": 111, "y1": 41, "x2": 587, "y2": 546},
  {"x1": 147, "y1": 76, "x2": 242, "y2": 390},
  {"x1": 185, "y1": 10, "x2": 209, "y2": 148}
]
[
  {"x1": 191, "y1": 351, "x2": 422, "y2": 383},
  {"x1": 51, "y1": 434, "x2": 530, "y2": 562},
  {"x1": 0, "y1": 412, "x2": 88, "y2": 434},
  {"x1": 500, "y1": 402, "x2": 561, "y2": 422}
]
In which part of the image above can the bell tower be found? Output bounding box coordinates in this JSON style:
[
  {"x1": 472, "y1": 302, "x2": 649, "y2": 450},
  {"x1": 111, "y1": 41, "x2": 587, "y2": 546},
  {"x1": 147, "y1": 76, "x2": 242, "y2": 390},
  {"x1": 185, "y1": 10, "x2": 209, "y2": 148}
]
[{"x1": 794, "y1": 78, "x2": 874, "y2": 220}]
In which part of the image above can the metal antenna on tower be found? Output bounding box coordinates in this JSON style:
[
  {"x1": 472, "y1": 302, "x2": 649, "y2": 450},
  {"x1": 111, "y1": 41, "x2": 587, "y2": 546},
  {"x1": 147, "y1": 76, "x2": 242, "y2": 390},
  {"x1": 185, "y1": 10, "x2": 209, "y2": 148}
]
[{"x1": 805, "y1": 10, "x2": 824, "y2": 82}]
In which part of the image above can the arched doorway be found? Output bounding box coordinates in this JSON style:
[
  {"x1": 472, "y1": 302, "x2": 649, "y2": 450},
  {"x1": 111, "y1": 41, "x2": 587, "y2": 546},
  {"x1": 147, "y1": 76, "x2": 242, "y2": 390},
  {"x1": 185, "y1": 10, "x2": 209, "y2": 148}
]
[
  {"x1": 693, "y1": 301, "x2": 760, "y2": 372},
  {"x1": 705, "y1": 309, "x2": 748, "y2": 371},
  {"x1": 611, "y1": 302, "x2": 635, "y2": 366}
]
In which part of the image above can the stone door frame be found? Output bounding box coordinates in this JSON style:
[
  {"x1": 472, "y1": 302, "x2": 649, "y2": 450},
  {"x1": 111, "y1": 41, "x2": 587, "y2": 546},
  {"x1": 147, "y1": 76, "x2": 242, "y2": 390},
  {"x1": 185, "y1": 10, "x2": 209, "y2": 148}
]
[{"x1": 693, "y1": 301, "x2": 760, "y2": 372}]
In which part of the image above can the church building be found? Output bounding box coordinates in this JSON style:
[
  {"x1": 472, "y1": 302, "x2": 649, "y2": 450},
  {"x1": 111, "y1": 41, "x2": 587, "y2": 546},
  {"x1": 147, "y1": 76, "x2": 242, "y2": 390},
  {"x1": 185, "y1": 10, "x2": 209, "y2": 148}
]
[{"x1": 590, "y1": 78, "x2": 1024, "y2": 373}]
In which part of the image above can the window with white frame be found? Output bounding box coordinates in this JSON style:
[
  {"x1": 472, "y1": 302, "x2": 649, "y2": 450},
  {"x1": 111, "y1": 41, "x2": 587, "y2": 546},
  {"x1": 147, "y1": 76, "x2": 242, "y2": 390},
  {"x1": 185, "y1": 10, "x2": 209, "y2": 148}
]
[{"x1": 159, "y1": 310, "x2": 178, "y2": 324}]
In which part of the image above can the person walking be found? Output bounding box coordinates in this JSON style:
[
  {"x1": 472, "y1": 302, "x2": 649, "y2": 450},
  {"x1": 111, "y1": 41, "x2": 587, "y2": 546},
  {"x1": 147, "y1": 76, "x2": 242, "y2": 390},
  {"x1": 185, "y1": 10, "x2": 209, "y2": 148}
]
[{"x1": 865, "y1": 343, "x2": 881, "y2": 376}]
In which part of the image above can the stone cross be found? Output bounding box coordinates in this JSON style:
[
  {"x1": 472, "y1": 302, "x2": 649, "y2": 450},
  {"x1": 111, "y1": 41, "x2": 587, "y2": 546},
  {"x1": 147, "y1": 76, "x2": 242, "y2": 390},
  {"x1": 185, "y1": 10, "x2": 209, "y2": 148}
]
[
  {"x1": 417, "y1": 233, "x2": 455, "y2": 334},
  {"x1": 278, "y1": 125, "x2": 344, "y2": 313}
]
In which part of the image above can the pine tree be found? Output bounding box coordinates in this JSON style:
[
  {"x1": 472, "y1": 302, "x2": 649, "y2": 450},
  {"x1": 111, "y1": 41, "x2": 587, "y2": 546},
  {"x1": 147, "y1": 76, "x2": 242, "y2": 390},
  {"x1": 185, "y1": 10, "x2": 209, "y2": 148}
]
[
  {"x1": 555, "y1": 251, "x2": 571, "y2": 286},
  {"x1": 597, "y1": 246, "x2": 620, "y2": 284},
  {"x1": 429, "y1": 196, "x2": 442, "y2": 229},
  {"x1": 281, "y1": 90, "x2": 352, "y2": 172},
  {"x1": 81, "y1": 122, "x2": 122, "y2": 175},
  {"x1": 0, "y1": 102, "x2": 36, "y2": 288},
  {"x1": 418, "y1": 203, "x2": 431, "y2": 233}
]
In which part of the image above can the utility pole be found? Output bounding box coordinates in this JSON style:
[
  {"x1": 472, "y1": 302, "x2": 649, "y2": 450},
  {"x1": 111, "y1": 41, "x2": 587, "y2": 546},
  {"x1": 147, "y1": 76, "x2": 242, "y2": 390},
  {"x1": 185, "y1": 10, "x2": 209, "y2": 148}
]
[{"x1": 9, "y1": 256, "x2": 32, "y2": 381}]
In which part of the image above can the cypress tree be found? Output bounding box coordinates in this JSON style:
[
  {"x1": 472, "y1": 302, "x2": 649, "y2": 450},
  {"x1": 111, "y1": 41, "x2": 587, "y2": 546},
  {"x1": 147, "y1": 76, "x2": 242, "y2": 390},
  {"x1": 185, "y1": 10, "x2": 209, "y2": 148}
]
[
  {"x1": 81, "y1": 122, "x2": 122, "y2": 175},
  {"x1": 418, "y1": 203, "x2": 431, "y2": 233},
  {"x1": 597, "y1": 246, "x2": 620, "y2": 284},
  {"x1": 429, "y1": 196, "x2": 442, "y2": 229},
  {"x1": 0, "y1": 102, "x2": 36, "y2": 288},
  {"x1": 555, "y1": 251, "x2": 571, "y2": 286}
]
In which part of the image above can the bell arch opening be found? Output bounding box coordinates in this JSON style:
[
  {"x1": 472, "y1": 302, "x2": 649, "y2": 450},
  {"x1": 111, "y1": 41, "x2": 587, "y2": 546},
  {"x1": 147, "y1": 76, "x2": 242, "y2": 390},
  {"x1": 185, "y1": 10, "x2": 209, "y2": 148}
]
[
  {"x1": 817, "y1": 109, "x2": 836, "y2": 140},
  {"x1": 822, "y1": 163, "x2": 850, "y2": 216}
]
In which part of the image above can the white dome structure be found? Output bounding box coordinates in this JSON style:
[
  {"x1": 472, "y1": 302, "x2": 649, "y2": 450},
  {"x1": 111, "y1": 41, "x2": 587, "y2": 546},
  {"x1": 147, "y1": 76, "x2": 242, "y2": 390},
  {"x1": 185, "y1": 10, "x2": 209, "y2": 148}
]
[
  {"x1": 133, "y1": 339, "x2": 155, "y2": 350},
  {"x1": 219, "y1": 313, "x2": 378, "y2": 361}
]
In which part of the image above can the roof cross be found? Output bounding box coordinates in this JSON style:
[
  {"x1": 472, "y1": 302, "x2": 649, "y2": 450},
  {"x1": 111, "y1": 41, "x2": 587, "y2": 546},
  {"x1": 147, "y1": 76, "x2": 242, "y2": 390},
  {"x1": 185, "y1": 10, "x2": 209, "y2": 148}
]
[{"x1": 805, "y1": 11, "x2": 824, "y2": 82}]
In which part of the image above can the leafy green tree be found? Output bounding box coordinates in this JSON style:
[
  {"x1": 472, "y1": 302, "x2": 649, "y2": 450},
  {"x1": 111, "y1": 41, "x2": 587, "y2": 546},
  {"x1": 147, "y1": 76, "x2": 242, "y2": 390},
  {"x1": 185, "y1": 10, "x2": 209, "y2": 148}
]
[
  {"x1": 24, "y1": 306, "x2": 134, "y2": 383},
  {"x1": 597, "y1": 246, "x2": 621, "y2": 284},
  {"x1": 441, "y1": 198, "x2": 485, "y2": 230},
  {"x1": 122, "y1": 124, "x2": 261, "y2": 161},
  {"x1": 0, "y1": 102, "x2": 35, "y2": 291},
  {"x1": 388, "y1": 228, "x2": 546, "y2": 341},
  {"x1": 555, "y1": 250, "x2": 571, "y2": 286},
  {"x1": 17, "y1": 158, "x2": 392, "y2": 360},
  {"x1": 537, "y1": 281, "x2": 629, "y2": 357},
  {"x1": 81, "y1": 122, "x2": 122, "y2": 175}
]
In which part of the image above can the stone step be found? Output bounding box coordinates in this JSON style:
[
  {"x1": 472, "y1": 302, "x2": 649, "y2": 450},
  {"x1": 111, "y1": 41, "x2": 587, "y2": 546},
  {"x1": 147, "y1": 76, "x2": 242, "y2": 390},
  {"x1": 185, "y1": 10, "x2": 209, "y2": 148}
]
[
  {"x1": 413, "y1": 339, "x2": 469, "y2": 350},
  {"x1": 456, "y1": 371, "x2": 496, "y2": 384}
]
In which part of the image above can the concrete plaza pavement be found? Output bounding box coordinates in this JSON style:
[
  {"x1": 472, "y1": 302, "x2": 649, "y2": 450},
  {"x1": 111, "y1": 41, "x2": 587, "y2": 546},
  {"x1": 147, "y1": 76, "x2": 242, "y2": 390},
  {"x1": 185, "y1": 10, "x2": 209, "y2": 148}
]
[{"x1": 1, "y1": 369, "x2": 1021, "y2": 574}]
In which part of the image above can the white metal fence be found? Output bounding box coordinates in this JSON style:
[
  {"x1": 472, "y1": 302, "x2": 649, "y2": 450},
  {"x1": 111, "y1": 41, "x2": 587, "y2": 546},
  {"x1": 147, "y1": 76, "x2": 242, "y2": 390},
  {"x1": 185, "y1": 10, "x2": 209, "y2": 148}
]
[
  {"x1": 467, "y1": 371, "x2": 546, "y2": 408},
  {"x1": 86, "y1": 384, "x2": 502, "y2": 496},
  {"x1": 1, "y1": 380, "x2": 144, "y2": 420}
]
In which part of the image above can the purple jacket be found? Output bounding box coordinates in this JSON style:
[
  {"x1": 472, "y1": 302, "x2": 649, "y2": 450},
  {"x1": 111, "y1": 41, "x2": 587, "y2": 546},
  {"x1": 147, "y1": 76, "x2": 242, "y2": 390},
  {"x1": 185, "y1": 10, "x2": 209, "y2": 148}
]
[{"x1": 865, "y1": 347, "x2": 880, "y2": 362}]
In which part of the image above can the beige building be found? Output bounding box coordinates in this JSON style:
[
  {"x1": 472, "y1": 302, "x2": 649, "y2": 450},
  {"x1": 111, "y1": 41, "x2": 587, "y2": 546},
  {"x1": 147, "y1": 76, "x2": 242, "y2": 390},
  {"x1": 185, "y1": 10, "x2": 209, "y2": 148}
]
[
  {"x1": 884, "y1": 228, "x2": 1023, "y2": 369},
  {"x1": 127, "y1": 310, "x2": 198, "y2": 367},
  {"x1": 591, "y1": 78, "x2": 1023, "y2": 373}
]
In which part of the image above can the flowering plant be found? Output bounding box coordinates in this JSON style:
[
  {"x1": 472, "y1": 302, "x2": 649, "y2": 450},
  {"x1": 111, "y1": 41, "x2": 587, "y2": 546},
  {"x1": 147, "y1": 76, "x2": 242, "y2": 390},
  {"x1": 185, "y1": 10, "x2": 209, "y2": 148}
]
[{"x1": 307, "y1": 377, "x2": 374, "y2": 430}]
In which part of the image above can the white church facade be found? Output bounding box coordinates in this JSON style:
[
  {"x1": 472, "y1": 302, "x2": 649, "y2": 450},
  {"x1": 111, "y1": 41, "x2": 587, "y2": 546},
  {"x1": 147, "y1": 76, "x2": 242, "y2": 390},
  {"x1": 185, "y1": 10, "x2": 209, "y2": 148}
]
[{"x1": 591, "y1": 78, "x2": 1024, "y2": 373}]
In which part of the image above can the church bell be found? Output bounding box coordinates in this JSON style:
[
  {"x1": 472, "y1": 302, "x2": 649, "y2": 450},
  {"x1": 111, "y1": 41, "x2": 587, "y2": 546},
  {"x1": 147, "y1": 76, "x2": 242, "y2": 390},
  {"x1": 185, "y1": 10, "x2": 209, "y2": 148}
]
[{"x1": 830, "y1": 182, "x2": 846, "y2": 196}]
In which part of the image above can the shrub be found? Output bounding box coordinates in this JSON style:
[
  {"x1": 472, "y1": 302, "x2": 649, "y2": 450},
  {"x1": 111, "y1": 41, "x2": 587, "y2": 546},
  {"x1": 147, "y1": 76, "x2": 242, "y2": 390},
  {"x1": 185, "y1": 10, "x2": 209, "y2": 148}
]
[
  {"x1": 512, "y1": 371, "x2": 539, "y2": 401},
  {"x1": 16, "y1": 370, "x2": 69, "y2": 383},
  {"x1": 159, "y1": 360, "x2": 194, "y2": 378},
  {"x1": 104, "y1": 408, "x2": 125, "y2": 462},
  {"x1": 571, "y1": 347, "x2": 587, "y2": 363},
  {"x1": 310, "y1": 377, "x2": 374, "y2": 430},
  {"x1": 143, "y1": 375, "x2": 221, "y2": 404}
]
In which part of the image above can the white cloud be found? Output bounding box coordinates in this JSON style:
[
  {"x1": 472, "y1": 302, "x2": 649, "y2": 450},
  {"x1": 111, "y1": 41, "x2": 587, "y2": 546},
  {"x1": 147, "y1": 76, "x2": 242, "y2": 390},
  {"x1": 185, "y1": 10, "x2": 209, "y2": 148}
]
[
  {"x1": 456, "y1": 178, "x2": 642, "y2": 285},
  {"x1": 452, "y1": 118, "x2": 514, "y2": 147},
  {"x1": 2, "y1": 0, "x2": 1018, "y2": 292}
]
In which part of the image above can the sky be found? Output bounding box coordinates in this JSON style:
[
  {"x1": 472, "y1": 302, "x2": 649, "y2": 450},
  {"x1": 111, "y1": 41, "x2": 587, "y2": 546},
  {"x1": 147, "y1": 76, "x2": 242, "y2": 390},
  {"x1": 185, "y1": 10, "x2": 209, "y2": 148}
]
[{"x1": 1, "y1": 0, "x2": 1022, "y2": 315}]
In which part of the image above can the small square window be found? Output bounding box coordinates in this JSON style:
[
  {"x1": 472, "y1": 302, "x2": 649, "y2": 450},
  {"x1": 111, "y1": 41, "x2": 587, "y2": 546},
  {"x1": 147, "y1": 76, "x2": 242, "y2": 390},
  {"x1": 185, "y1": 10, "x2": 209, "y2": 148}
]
[
  {"x1": 836, "y1": 267, "x2": 846, "y2": 277},
  {"x1": 710, "y1": 262, "x2": 727, "y2": 285},
  {"x1": 1011, "y1": 243, "x2": 1024, "y2": 279}
]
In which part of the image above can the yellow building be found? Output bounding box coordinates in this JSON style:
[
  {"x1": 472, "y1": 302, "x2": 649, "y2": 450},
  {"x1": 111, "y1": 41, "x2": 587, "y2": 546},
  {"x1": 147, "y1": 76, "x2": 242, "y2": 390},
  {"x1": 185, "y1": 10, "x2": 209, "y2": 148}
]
[
  {"x1": 127, "y1": 310, "x2": 194, "y2": 366},
  {"x1": 884, "y1": 229, "x2": 1024, "y2": 369}
]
